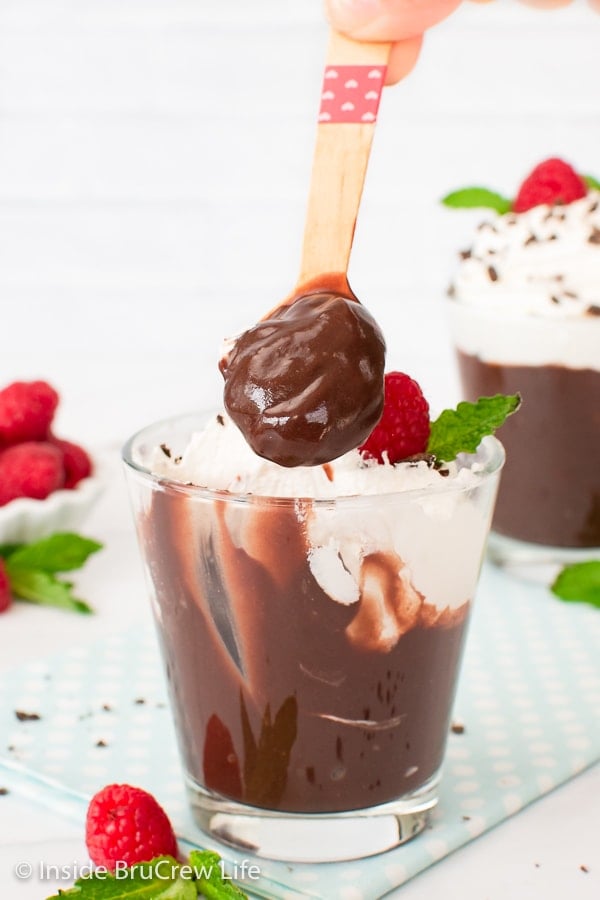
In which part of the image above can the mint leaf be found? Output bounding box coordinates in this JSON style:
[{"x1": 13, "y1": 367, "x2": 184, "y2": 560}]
[
  {"x1": 583, "y1": 174, "x2": 600, "y2": 191},
  {"x1": 0, "y1": 543, "x2": 23, "y2": 559},
  {"x1": 7, "y1": 532, "x2": 102, "y2": 573},
  {"x1": 7, "y1": 568, "x2": 93, "y2": 614},
  {"x1": 45, "y1": 857, "x2": 196, "y2": 899},
  {"x1": 189, "y1": 851, "x2": 248, "y2": 899},
  {"x1": 551, "y1": 561, "x2": 600, "y2": 609},
  {"x1": 427, "y1": 394, "x2": 521, "y2": 462},
  {"x1": 441, "y1": 187, "x2": 512, "y2": 214}
]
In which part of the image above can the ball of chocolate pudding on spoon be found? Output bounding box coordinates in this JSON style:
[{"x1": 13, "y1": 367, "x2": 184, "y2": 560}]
[{"x1": 220, "y1": 33, "x2": 391, "y2": 468}]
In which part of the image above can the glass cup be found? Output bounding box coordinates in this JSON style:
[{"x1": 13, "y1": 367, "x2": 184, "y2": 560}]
[
  {"x1": 449, "y1": 303, "x2": 600, "y2": 573},
  {"x1": 123, "y1": 413, "x2": 504, "y2": 862}
]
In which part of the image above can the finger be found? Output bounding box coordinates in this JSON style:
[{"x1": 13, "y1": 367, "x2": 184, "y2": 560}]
[
  {"x1": 325, "y1": 0, "x2": 463, "y2": 42},
  {"x1": 385, "y1": 35, "x2": 424, "y2": 84},
  {"x1": 515, "y1": 0, "x2": 574, "y2": 7}
]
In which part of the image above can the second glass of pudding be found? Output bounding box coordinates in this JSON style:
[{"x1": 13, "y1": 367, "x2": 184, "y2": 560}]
[
  {"x1": 448, "y1": 192, "x2": 600, "y2": 567},
  {"x1": 124, "y1": 411, "x2": 503, "y2": 862}
]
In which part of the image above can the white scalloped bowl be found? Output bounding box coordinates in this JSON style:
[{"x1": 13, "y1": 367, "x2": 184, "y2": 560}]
[{"x1": 0, "y1": 465, "x2": 104, "y2": 544}]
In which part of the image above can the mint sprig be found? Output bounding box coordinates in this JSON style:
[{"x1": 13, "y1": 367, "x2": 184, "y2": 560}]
[
  {"x1": 441, "y1": 187, "x2": 512, "y2": 214},
  {"x1": 1, "y1": 532, "x2": 101, "y2": 614},
  {"x1": 45, "y1": 856, "x2": 196, "y2": 899},
  {"x1": 189, "y1": 851, "x2": 248, "y2": 898},
  {"x1": 583, "y1": 174, "x2": 600, "y2": 191},
  {"x1": 45, "y1": 852, "x2": 249, "y2": 899},
  {"x1": 427, "y1": 394, "x2": 521, "y2": 462},
  {"x1": 551, "y1": 561, "x2": 600, "y2": 610}
]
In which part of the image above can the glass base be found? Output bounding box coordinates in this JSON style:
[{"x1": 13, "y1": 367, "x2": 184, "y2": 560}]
[
  {"x1": 487, "y1": 531, "x2": 600, "y2": 583},
  {"x1": 186, "y1": 776, "x2": 438, "y2": 862}
]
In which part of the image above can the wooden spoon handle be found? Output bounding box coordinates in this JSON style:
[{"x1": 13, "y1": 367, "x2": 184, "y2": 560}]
[{"x1": 297, "y1": 31, "x2": 391, "y2": 290}]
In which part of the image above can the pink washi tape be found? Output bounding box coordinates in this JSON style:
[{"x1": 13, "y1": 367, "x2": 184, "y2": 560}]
[{"x1": 318, "y1": 65, "x2": 387, "y2": 124}]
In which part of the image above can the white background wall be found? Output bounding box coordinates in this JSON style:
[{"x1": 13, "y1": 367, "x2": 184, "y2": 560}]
[{"x1": 1, "y1": 0, "x2": 599, "y2": 447}]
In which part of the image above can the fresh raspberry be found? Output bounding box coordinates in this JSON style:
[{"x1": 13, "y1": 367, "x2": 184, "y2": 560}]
[
  {"x1": 0, "y1": 381, "x2": 59, "y2": 447},
  {"x1": 86, "y1": 783, "x2": 178, "y2": 870},
  {"x1": 359, "y1": 372, "x2": 430, "y2": 464},
  {"x1": 0, "y1": 442, "x2": 65, "y2": 506},
  {"x1": 0, "y1": 560, "x2": 12, "y2": 614},
  {"x1": 513, "y1": 158, "x2": 587, "y2": 212},
  {"x1": 51, "y1": 437, "x2": 93, "y2": 488}
]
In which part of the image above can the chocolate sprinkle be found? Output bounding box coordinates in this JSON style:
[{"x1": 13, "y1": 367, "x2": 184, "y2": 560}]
[
  {"x1": 134, "y1": 697, "x2": 146, "y2": 705},
  {"x1": 588, "y1": 306, "x2": 600, "y2": 317},
  {"x1": 102, "y1": 703, "x2": 112, "y2": 712},
  {"x1": 459, "y1": 249, "x2": 472, "y2": 260},
  {"x1": 487, "y1": 266, "x2": 499, "y2": 282},
  {"x1": 450, "y1": 722, "x2": 465, "y2": 735},
  {"x1": 159, "y1": 443, "x2": 172, "y2": 458},
  {"x1": 216, "y1": 414, "x2": 225, "y2": 426},
  {"x1": 524, "y1": 234, "x2": 538, "y2": 246},
  {"x1": 580, "y1": 865, "x2": 589, "y2": 874},
  {"x1": 0, "y1": 788, "x2": 9, "y2": 796},
  {"x1": 589, "y1": 228, "x2": 600, "y2": 244},
  {"x1": 15, "y1": 710, "x2": 41, "y2": 722},
  {"x1": 95, "y1": 739, "x2": 108, "y2": 748},
  {"x1": 550, "y1": 295, "x2": 561, "y2": 305}
]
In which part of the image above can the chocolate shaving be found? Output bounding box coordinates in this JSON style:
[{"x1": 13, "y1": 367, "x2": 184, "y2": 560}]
[
  {"x1": 588, "y1": 227, "x2": 600, "y2": 244},
  {"x1": 548, "y1": 234, "x2": 558, "y2": 241},
  {"x1": 102, "y1": 703, "x2": 112, "y2": 712},
  {"x1": 524, "y1": 234, "x2": 538, "y2": 246},
  {"x1": 588, "y1": 305, "x2": 600, "y2": 317},
  {"x1": 0, "y1": 788, "x2": 9, "y2": 796},
  {"x1": 450, "y1": 722, "x2": 465, "y2": 735},
  {"x1": 15, "y1": 710, "x2": 41, "y2": 722},
  {"x1": 134, "y1": 697, "x2": 146, "y2": 705},
  {"x1": 563, "y1": 290, "x2": 578, "y2": 299},
  {"x1": 589, "y1": 200, "x2": 598, "y2": 212},
  {"x1": 159, "y1": 443, "x2": 172, "y2": 458},
  {"x1": 447, "y1": 284, "x2": 456, "y2": 298},
  {"x1": 95, "y1": 739, "x2": 108, "y2": 748},
  {"x1": 550, "y1": 295, "x2": 561, "y2": 305},
  {"x1": 216, "y1": 414, "x2": 225, "y2": 426},
  {"x1": 459, "y1": 249, "x2": 472, "y2": 260},
  {"x1": 580, "y1": 865, "x2": 589, "y2": 874},
  {"x1": 487, "y1": 266, "x2": 499, "y2": 282}
]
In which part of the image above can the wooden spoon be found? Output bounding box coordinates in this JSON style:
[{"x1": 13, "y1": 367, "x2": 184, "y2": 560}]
[{"x1": 294, "y1": 30, "x2": 392, "y2": 301}]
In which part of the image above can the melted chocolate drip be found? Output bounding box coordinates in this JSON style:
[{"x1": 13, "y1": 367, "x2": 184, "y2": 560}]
[{"x1": 220, "y1": 290, "x2": 386, "y2": 467}]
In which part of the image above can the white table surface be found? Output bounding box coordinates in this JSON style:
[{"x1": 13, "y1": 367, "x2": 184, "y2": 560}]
[{"x1": 1, "y1": 1, "x2": 599, "y2": 897}]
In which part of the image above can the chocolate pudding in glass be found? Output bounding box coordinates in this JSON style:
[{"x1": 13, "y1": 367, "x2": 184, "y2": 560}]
[
  {"x1": 124, "y1": 410, "x2": 503, "y2": 861},
  {"x1": 448, "y1": 191, "x2": 600, "y2": 567}
]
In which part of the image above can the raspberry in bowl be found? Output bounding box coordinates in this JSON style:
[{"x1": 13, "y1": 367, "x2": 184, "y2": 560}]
[
  {"x1": 445, "y1": 158, "x2": 600, "y2": 565},
  {"x1": 0, "y1": 380, "x2": 101, "y2": 543}
]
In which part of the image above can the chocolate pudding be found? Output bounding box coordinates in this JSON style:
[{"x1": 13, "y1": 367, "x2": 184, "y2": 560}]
[
  {"x1": 458, "y1": 353, "x2": 600, "y2": 548},
  {"x1": 220, "y1": 282, "x2": 385, "y2": 468},
  {"x1": 143, "y1": 486, "x2": 470, "y2": 814},
  {"x1": 448, "y1": 187, "x2": 600, "y2": 553}
]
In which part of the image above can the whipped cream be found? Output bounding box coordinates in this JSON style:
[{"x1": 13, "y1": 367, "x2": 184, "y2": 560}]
[
  {"x1": 151, "y1": 411, "x2": 480, "y2": 499},
  {"x1": 449, "y1": 191, "x2": 600, "y2": 369},
  {"x1": 150, "y1": 413, "x2": 499, "y2": 637}
]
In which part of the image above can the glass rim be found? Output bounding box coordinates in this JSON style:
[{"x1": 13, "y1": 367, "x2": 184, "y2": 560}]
[{"x1": 122, "y1": 411, "x2": 506, "y2": 508}]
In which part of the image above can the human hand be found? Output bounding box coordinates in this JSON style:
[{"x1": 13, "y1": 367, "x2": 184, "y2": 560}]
[{"x1": 325, "y1": 0, "x2": 600, "y2": 84}]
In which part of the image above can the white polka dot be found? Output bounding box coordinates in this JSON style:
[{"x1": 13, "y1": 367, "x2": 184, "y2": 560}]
[
  {"x1": 451, "y1": 764, "x2": 476, "y2": 777},
  {"x1": 488, "y1": 746, "x2": 510, "y2": 758},
  {"x1": 81, "y1": 764, "x2": 108, "y2": 777},
  {"x1": 292, "y1": 871, "x2": 319, "y2": 884},
  {"x1": 454, "y1": 780, "x2": 480, "y2": 795},
  {"x1": 424, "y1": 838, "x2": 449, "y2": 861},
  {"x1": 533, "y1": 756, "x2": 558, "y2": 769},
  {"x1": 464, "y1": 815, "x2": 487, "y2": 837},
  {"x1": 492, "y1": 760, "x2": 516, "y2": 773},
  {"x1": 519, "y1": 711, "x2": 541, "y2": 724},
  {"x1": 461, "y1": 796, "x2": 485, "y2": 811},
  {"x1": 529, "y1": 741, "x2": 553, "y2": 754},
  {"x1": 486, "y1": 729, "x2": 509, "y2": 742},
  {"x1": 554, "y1": 708, "x2": 576, "y2": 721},
  {"x1": 536, "y1": 774, "x2": 556, "y2": 792},
  {"x1": 503, "y1": 793, "x2": 523, "y2": 814},
  {"x1": 567, "y1": 736, "x2": 592, "y2": 750},
  {"x1": 339, "y1": 887, "x2": 363, "y2": 900},
  {"x1": 44, "y1": 746, "x2": 71, "y2": 760},
  {"x1": 498, "y1": 774, "x2": 521, "y2": 788},
  {"x1": 384, "y1": 863, "x2": 408, "y2": 885},
  {"x1": 446, "y1": 746, "x2": 471, "y2": 760}
]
